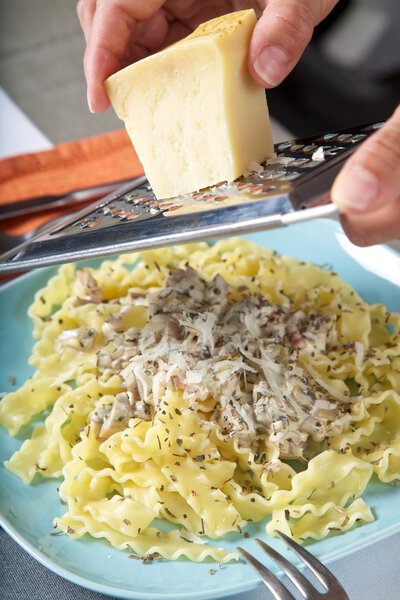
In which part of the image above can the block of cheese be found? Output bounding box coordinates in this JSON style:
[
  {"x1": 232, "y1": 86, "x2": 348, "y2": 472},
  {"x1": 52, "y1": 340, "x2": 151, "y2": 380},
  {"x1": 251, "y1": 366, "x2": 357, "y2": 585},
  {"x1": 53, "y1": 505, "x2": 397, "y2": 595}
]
[{"x1": 104, "y1": 9, "x2": 274, "y2": 199}]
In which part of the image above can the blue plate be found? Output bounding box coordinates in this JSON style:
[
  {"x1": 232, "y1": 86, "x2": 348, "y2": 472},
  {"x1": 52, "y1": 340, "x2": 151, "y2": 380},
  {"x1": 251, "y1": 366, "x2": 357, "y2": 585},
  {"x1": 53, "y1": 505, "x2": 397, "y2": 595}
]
[{"x1": 1, "y1": 219, "x2": 400, "y2": 600}]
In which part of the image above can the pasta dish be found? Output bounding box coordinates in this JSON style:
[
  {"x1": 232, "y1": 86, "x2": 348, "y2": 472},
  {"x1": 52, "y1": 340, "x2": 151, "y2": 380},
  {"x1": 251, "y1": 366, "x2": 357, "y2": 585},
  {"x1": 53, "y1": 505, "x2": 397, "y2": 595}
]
[{"x1": 1, "y1": 238, "x2": 399, "y2": 562}]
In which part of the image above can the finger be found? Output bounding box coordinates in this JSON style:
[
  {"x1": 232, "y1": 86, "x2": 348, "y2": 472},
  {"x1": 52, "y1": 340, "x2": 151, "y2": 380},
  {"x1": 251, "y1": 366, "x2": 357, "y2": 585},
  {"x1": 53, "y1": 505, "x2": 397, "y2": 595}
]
[
  {"x1": 340, "y1": 200, "x2": 400, "y2": 247},
  {"x1": 331, "y1": 107, "x2": 400, "y2": 234},
  {"x1": 164, "y1": 0, "x2": 219, "y2": 22},
  {"x1": 118, "y1": 42, "x2": 150, "y2": 69},
  {"x1": 160, "y1": 19, "x2": 192, "y2": 49},
  {"x1": 84, "y1": 0, "x2": 166, "y2": 112},
  {"x1": 249, "y1": 0, "x2": 339, "y2": 88},
  {"x1": 134, "y1": 10, "x2": 170, "y2": 52},
  {"x1": 77, "y1": 0, "x2": 97, "y2": 44}
]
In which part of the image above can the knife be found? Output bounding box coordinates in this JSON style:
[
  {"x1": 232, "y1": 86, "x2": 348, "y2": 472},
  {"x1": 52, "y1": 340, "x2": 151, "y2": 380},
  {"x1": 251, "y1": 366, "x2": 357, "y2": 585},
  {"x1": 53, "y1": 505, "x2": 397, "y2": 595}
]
[{"x1": 0, "y1": 178, "x2": 138, "y2": 221}]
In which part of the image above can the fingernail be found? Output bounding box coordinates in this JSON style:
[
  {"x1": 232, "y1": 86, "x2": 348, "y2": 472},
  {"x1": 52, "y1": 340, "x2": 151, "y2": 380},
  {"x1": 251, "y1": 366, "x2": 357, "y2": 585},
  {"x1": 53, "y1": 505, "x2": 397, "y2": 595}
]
[
  {"x1": 332, "y1": 165, "x2": 381, "y2": 213},
  {"x1": 87, "y1": 90, "x2": 94, "y2": 113},
  {"x1": 254, "y1": 46, "x2": 291, "y2": 86}
]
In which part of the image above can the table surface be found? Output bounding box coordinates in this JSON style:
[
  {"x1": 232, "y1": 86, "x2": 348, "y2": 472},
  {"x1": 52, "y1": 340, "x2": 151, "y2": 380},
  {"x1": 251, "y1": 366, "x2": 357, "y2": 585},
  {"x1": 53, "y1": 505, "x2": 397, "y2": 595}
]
[{"x1": 0, "y1": 86, "x2": 399, "y2": 600}]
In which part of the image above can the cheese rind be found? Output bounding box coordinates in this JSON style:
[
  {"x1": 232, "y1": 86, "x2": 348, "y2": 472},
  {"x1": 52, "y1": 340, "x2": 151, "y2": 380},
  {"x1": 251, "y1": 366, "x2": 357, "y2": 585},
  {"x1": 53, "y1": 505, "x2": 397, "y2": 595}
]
[{"x1": 105, "y1": 10, "x2": 274, "y2": 199}]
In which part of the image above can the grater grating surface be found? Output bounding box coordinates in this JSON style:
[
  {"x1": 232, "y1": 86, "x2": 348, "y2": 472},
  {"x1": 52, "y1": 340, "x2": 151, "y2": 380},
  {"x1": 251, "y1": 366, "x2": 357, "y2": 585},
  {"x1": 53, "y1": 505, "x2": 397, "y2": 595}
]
[{"x1": 0, "y1": 122, "x2": 383, "y2": 273}]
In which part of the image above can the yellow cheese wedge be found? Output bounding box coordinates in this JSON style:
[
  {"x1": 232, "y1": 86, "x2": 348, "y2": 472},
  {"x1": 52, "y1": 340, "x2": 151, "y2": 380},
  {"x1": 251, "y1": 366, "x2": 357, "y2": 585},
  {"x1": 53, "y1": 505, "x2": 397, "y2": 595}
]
[{"x1": 104, "y1": 9, "x2": 274, "y2": 199}]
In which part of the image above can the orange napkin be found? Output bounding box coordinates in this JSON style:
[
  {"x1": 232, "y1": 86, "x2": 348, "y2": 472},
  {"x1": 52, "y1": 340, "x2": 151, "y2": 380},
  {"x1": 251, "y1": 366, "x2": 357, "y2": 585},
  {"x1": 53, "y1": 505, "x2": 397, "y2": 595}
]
[{"x1": 0, "y1": 129, "x2": 144, "y2": 236}]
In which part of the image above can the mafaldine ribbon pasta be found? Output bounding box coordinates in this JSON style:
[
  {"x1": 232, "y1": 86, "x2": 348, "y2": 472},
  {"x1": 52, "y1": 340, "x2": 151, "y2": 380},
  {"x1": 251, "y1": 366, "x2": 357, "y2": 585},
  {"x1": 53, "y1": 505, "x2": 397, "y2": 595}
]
[{"x1": 1, "y1": 238, "x2": 400, "y2": 562}]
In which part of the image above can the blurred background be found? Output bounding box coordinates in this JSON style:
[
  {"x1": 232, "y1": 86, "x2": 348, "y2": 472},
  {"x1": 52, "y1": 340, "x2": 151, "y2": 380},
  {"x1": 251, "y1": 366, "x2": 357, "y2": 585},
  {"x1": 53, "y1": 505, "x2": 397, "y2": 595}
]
[{"x1": 0, "y1": 0, "x2": 399, "y2": 144}]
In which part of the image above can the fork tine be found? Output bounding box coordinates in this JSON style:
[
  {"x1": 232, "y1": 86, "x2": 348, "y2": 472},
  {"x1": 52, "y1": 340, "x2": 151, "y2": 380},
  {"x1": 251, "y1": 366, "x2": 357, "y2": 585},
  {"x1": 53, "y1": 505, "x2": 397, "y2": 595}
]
[
  {"x1": 237, "y1": 546, "x2": 297, "y2": 600},
  {"x1": 275, "y1": 531, "x2": 346, "y2": 595},
  {"x1": 255, "y1": 538, "x2": 318, "y2": 598}
]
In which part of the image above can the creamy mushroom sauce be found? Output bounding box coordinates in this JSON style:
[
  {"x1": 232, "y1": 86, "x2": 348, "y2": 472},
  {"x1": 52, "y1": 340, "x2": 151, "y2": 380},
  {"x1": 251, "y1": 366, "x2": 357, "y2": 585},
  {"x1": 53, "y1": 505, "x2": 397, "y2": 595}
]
[{"x1": 86, "y1": 267, "x2": 358, "y2": 458}]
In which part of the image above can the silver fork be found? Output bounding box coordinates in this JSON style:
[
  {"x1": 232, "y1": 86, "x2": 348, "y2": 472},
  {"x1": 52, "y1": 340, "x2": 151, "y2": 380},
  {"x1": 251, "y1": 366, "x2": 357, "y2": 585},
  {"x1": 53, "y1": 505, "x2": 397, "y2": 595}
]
[{"x1": 237, "y1": 531, "x2": 349, "y2": 600}]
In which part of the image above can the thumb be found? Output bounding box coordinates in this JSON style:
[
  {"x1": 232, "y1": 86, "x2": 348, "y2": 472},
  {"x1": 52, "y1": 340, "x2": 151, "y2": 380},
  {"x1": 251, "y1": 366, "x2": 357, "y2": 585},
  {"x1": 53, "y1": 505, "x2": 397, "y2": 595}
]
[
  {"x1": 332, "y1": 106, "x2": 400, "y2": 246},
  {"x1": 249, "y1": 0, "x2": 339, "y2": 88}
]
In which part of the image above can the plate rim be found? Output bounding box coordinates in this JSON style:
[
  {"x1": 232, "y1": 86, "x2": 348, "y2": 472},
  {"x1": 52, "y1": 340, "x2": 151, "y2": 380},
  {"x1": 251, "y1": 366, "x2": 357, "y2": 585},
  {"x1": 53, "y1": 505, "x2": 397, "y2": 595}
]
[
  {"x1": 1, "y1": 219, "x2": 400, "y2": 599},
  {"x1": 0, "y1": 511, "x2": 261, "y2": 600},
  {"x1": 2, "y1": 503, "x2": 400, "y2": 600}
]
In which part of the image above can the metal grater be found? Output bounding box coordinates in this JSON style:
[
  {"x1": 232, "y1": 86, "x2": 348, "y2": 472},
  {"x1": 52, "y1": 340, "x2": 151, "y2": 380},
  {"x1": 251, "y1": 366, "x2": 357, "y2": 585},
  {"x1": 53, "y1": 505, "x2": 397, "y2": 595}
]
[{"x1": 0, "y1": 122, "x2": 383, "y2": 273}]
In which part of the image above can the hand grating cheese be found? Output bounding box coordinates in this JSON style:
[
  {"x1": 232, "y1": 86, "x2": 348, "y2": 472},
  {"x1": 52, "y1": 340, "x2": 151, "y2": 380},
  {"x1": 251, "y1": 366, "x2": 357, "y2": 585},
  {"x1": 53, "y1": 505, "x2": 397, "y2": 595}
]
[{"x1": 104, "y1": 10, "x2": 274, "y2": 199}]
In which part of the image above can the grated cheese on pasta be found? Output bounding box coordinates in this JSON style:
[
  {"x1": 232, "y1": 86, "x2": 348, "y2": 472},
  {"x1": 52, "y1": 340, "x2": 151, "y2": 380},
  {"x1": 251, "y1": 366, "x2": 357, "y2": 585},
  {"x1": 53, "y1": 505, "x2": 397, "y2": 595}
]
[{"x1": 1, "y1": 238, "x2": 399, "y2": 561}]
